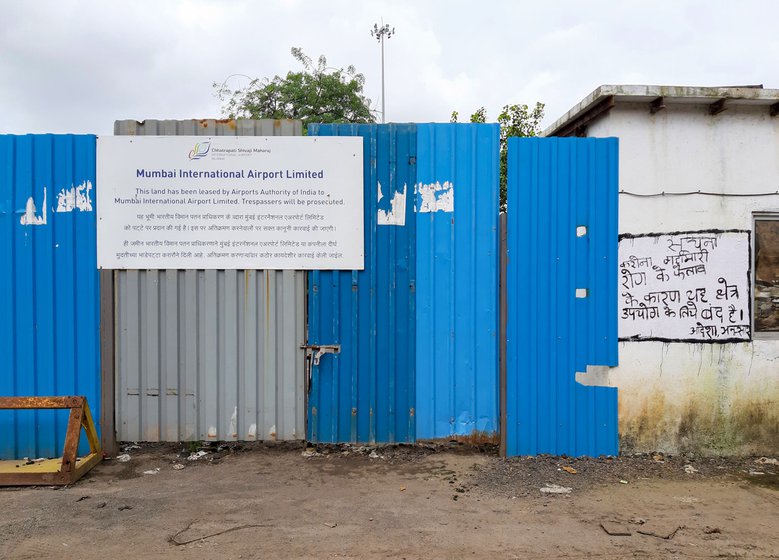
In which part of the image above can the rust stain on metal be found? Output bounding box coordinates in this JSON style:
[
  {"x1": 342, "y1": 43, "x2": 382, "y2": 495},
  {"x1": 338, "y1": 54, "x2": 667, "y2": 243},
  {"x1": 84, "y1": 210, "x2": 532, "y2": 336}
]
[
  {"x1": 0, "y1": 396, "x2": 83, "y2": 409},
  {"x1": 421, "y1": 430, "x2": 499, "y2": 445},
  {"x1": 198, "y1": 118, "x2": 237, "y2": 129},
  {"x1": 451, "y1": 431, "x2": 500, "y2": 445}
]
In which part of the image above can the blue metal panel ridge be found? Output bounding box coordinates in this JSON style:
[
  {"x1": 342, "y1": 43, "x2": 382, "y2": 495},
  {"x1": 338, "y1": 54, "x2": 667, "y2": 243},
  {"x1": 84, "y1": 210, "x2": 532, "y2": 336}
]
[
  {"x1": 307, "y1": 124, "x2": 416, "y2": 443},
  {"x1": 0, "y1": 134, "x2": 101, "y2": 459},
  {"x1": 506, "y1": 137, "x2": 618, "y2": 457},
  {"x1": 415, "y1": 124, "x2": 500, "y2": 441}
]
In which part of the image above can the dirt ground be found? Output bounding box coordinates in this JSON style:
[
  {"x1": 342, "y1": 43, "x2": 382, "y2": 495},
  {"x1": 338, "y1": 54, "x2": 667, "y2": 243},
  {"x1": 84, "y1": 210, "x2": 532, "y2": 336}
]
[{"x1": 1, "y1": 443, "x2": 777, "y2": 559}]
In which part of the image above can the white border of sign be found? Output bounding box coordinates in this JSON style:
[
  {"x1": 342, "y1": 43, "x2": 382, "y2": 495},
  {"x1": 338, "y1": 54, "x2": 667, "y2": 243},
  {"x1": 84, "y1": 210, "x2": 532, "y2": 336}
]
[
  {"x1": 618, "y1": 229, "x2": 751, "y2": 343},
  {"x1": 97, "y1": 135, "x2": 364, "y2": 270}
]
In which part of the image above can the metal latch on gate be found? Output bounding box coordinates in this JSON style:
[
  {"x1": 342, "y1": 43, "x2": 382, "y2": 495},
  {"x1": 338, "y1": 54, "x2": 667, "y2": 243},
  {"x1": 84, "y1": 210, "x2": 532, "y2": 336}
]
[
  {"x1": 302, "y1": 344, "x2": 341, "y2": 393},
  {"x1": 301, "y1": 344, "x2": 341, "y2": 366}
]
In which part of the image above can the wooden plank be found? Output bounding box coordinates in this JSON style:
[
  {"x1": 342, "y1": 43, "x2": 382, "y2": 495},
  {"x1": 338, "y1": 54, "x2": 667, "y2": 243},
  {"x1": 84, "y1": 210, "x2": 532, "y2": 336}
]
[
  {"x1": 649, "y1": 97, "x2": 666, "y2": 114},
  {"x1": 709, "y1": 98, "x2": 728, "y2": 115},
  {"x1": 552, "y1": 96, "x2": 615, "y2": 137}
]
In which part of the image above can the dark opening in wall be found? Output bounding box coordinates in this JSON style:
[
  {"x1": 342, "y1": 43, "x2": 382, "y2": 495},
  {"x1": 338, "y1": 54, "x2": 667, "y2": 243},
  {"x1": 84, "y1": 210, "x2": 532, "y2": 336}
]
[{"x1": 754, "y1": 217, "x2": 779, "y2": 332}]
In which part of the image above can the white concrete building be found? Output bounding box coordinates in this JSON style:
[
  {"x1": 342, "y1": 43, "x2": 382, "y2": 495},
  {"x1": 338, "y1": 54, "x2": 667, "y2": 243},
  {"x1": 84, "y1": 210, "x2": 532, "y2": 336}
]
[{"x1": 546, "y1": 85, "x2": 779, "y2": 455}]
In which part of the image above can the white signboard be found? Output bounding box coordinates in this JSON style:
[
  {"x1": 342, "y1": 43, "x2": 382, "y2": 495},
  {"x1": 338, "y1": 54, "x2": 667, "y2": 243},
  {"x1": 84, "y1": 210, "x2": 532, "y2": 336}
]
[
  {"x1": 619, "y1": 231, "x2": 751, "y2": 342},
  {"x1": 97, "y1": 136, "x2": 364, "y2": 270}
]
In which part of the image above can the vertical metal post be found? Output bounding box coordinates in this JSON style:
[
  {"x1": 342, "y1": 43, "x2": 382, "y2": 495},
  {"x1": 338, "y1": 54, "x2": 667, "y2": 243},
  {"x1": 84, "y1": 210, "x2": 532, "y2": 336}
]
[
  {"x1": 381, "y1": 34, "x2": 385, "y2": 123},
  {"x1": 499, "y1": 212, "x2": 508, "y2": 457},
  {"x1": 371, "y1": 20, "x2": 393, "y2": 124},
  {"x1": 99, "y1": 269, "x2": 117, "y2": 456}
]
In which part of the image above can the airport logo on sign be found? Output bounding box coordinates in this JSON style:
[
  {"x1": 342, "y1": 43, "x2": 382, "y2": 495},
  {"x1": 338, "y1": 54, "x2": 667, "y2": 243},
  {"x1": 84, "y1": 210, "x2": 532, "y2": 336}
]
[{"x1": 188, "y1": 142, "x2": 211, "y2": 160}]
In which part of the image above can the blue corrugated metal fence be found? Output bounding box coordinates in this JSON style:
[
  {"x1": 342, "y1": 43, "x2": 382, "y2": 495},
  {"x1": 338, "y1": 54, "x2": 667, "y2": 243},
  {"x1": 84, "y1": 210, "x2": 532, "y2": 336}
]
[
  {"x1": 506, "y1": 137, "x2": 619, "y2": 456},
  {"x1": 415, "y1": 124, "x2": 500, "y2": 440},
  {"x1": 0, "y1": 134, "x2": 101, "y2": 459},
  {"x1": 307, "y1": 124, "x2": 417, "y2": 443},
  {"x1": 0, "y1": 129, "x2": 619, "y2": 457}
]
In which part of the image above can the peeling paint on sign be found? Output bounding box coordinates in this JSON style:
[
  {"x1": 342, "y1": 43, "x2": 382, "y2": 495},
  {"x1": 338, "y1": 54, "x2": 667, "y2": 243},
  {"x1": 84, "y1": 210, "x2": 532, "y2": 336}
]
[
  {"x1": 415, "y1": 181, "x2": 454, "y2": 213},
  {"x1": 19, "y1": 187, "x2": 47, "y2": 225},
  {"x1": 56, "y1": 180, "x2": 93, "y2": 212},
  {"x1": 377, "y1": 181, "x2": 407, "y2": 226}
]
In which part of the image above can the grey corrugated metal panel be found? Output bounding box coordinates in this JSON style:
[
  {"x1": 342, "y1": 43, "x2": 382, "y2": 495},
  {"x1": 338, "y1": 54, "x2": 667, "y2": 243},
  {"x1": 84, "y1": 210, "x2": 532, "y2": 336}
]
[
  {"x1": 115, "y1": 269, "x2": 305, "y2": 441},
  {"x1": 113, "y1": 119, "x2": 303, "y2": 136},
  {"x1": 100, "y1": 269, "x2": 118, "y2": 455},
  {"x1": 113, "y1": 118, "x2": 305, "y2": 442}
]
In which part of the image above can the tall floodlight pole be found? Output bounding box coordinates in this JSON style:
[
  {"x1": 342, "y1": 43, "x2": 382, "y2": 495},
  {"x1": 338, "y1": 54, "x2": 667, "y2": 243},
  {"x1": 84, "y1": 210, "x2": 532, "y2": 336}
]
[{"x1": 371, "y1": 20, "x2": 394, "y2": 123}]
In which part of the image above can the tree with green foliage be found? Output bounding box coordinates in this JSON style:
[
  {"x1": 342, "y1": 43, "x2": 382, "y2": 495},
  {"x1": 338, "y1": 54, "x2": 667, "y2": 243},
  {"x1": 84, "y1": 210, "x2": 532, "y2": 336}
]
[
  {"x1": 451, "y1": 102, "x2": 545, "y2": 210},
  {"x1": 214, "y1": 48, "x2": 375, "y2": 130}
]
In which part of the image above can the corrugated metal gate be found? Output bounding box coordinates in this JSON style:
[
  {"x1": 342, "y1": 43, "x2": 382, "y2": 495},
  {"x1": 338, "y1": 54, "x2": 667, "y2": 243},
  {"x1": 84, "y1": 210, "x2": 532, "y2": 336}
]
[
  {"x1": 113, "y1": 119, "x2": 306, "y2": 442},
  {"x1": 505, "y1": 137, "x2": 619, "y2": 456},
  {"x1": 2, "y1": 126, "x2": 621, "y2": 455},
  {"x1": 415, "y1": 124, "x2": 500, "y2": 441},
  {"x1": 307, "y1": 124, "x2": 417, "y2": 443},
  {"x1": 0, "y1": 134, "x2": 100, "y2": 459}
]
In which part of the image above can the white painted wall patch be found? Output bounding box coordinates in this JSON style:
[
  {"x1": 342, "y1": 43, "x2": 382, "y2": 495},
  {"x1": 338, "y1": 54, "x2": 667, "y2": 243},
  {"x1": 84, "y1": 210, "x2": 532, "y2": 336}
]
[
  {"x1": 56, "y1": 180, "x2": 93, "y2": 212},
  {"x1": 416, "y1": 181, "x2": 454, "y2": 213},
  {"x1": 19, "y1": 187, "x2": 47, "y2": 226},
  {"x1": 377, "y1": 181, "x2": 406, "y2": 226},
  {"x1": 575, "y1": 365, "x2": 611, "y2": 387}
]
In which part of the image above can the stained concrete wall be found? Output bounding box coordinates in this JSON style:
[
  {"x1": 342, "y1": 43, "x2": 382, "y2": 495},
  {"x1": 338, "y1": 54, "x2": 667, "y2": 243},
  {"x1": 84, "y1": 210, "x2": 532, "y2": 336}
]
[{"x1": 587, "y1": 102, "x2": 779, "y2": 455}]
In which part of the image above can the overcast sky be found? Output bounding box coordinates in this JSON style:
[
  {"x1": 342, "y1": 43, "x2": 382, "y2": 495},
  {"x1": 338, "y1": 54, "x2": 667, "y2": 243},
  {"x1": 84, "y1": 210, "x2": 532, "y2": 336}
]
[{"x1": 1, "y1": 0, "x2": 777, "y2": 135}]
